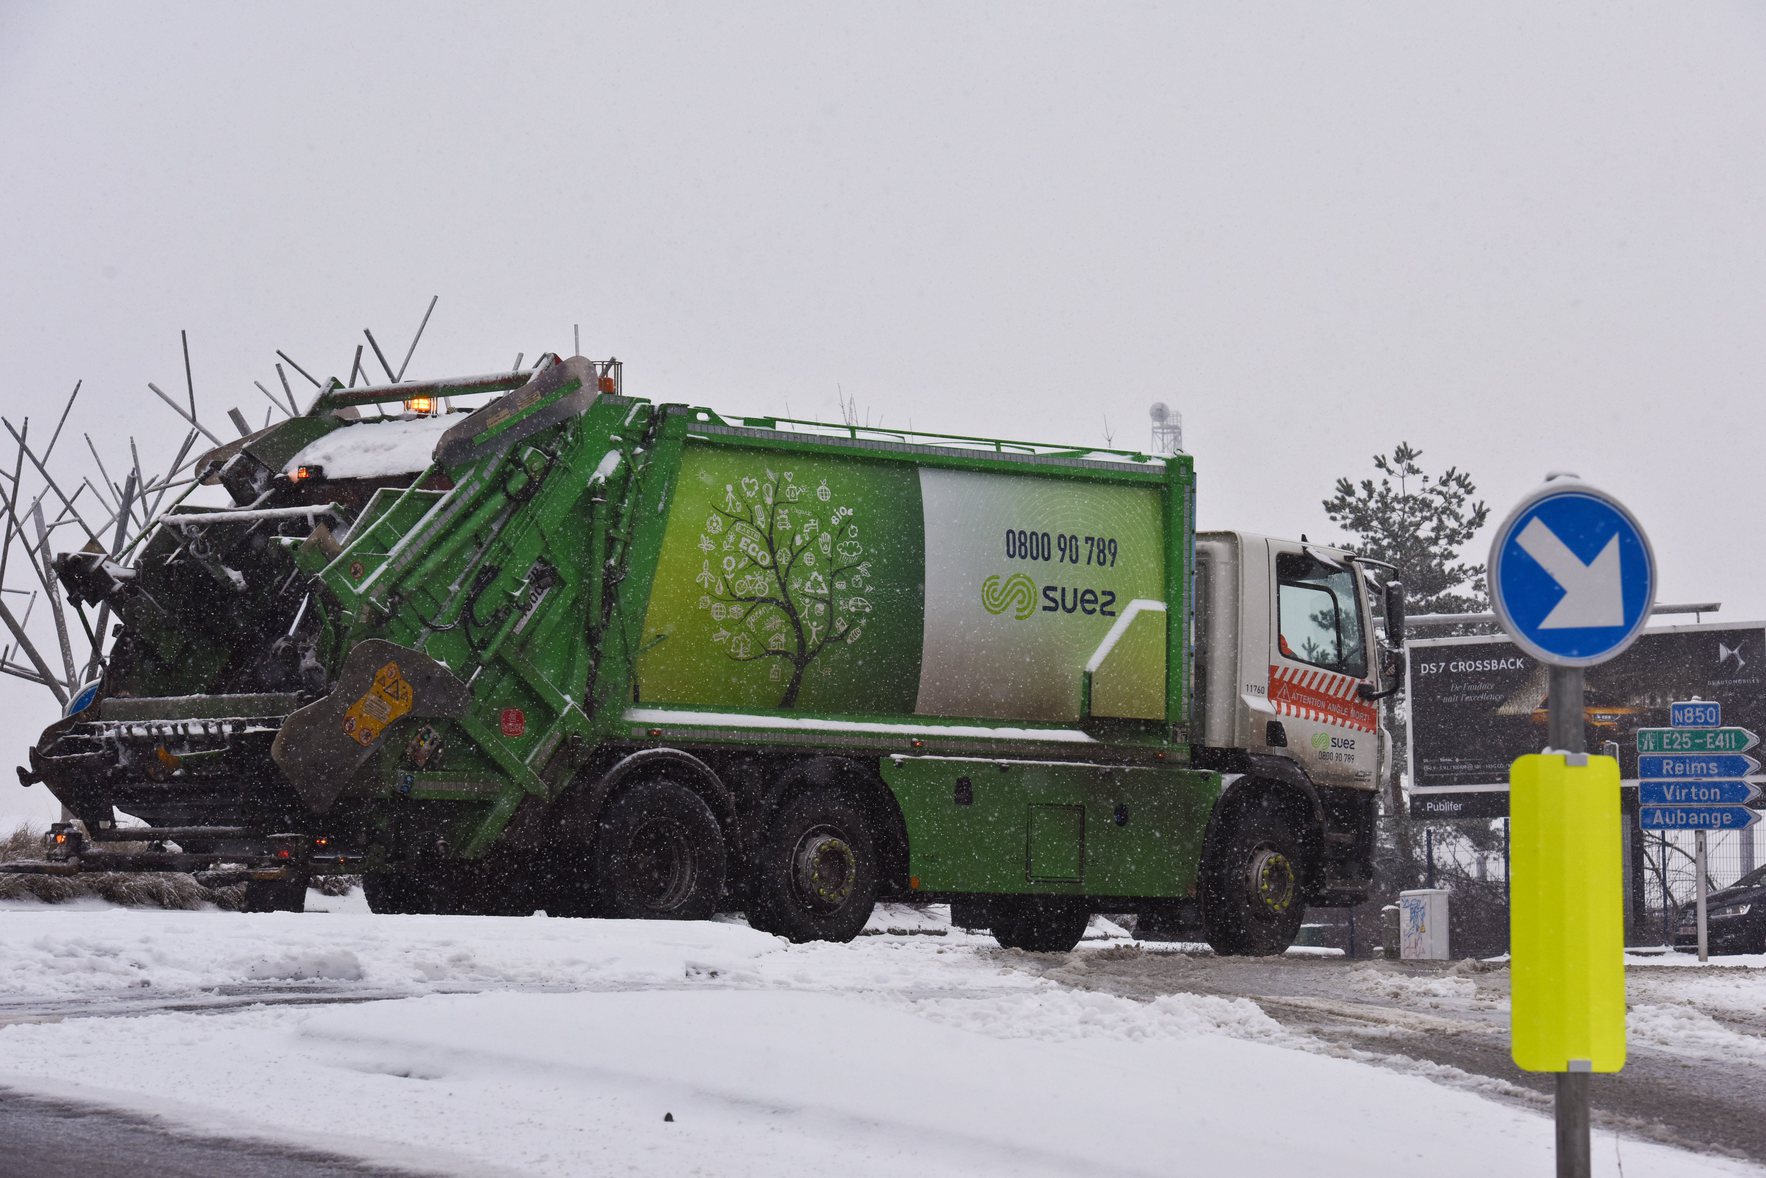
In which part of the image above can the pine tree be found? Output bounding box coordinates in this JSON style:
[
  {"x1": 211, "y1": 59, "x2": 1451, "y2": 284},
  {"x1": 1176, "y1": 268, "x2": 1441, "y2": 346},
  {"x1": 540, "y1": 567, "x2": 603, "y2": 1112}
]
[
  {"x1": 1323, "y1": 442, "x2": 1489, "y2": 616},
  {"x1": 1324, "y1": 444, "x2": 1502, "y2": 939}
]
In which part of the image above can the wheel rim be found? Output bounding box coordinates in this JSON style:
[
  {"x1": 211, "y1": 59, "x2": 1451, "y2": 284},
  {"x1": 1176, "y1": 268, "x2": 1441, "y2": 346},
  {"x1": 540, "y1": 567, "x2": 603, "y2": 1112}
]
[
  {"x1": 625, "y1": 817, "x2": 697, "y2": 911},
  {"x1": 1247, "y1": 845, "x2": 1297, "y2": 918},
  {"x1": 789, "y1": 825, "x2": 857, "y2": 913}
]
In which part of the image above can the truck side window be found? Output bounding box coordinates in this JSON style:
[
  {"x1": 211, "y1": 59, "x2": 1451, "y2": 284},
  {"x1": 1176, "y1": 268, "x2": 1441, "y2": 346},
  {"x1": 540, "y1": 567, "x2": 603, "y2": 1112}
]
[{"x1": 1276, "y1": 553, "x2": 1368, "y2": 679}]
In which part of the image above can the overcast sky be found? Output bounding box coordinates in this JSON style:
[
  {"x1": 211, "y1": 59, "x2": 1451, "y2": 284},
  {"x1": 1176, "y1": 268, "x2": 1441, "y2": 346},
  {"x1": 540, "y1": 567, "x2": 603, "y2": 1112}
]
[{"x1": 3, "y1": 2, "x2": 1763, "y2": 819}]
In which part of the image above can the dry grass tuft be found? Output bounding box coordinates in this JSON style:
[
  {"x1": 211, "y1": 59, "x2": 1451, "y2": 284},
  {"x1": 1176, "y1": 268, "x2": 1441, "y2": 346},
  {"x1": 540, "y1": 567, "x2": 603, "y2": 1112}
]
[{"x1": 0, "y1": 824, "x2": 355, "y2": 908}]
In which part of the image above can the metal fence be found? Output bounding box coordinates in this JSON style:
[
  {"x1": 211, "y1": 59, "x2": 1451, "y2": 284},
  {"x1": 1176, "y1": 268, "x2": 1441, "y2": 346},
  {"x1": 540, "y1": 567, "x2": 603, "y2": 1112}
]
[
  {"x1": 1402, "y1": 817, "x2": 1756, "y2": 949},
  {"x1": 1640, "y1": 826, "x2": 1759, "y2": 942}
]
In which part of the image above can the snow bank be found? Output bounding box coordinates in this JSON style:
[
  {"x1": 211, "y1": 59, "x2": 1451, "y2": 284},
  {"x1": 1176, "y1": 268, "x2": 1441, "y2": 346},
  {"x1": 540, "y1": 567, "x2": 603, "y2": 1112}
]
[{"x1": 0, "y1": 912, "x2": 1756, "y2": 1176}]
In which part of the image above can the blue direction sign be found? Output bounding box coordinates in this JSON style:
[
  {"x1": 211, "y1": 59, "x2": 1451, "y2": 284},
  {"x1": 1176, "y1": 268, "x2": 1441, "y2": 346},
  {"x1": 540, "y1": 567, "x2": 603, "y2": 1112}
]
[
  {"x1": 1671, "y1": 700, "x2": 1722, "y2": 728},
  {"x1": 1638, "y1": 706, "x2": 1762, "y2": 830},
  {"x1": 1640, "y1": 805, "x2": 1759, "y2": 831},
  {"x1": 1638, "y1": 753, "x2": 1761, "y2": 780},
  {"x1": 1489, "y1": 479, "x2": 1655, "y2": 667},
  {"x1": 1639, "y1": 780, "x2": 1760, "y2": 807}
]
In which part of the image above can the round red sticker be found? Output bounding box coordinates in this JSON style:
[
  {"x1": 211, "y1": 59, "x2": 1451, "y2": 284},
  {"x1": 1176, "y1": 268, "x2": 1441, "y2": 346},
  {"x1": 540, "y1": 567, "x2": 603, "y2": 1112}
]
[{"x1": 500, "y1": 708, "x2": 526, "y2": 737}]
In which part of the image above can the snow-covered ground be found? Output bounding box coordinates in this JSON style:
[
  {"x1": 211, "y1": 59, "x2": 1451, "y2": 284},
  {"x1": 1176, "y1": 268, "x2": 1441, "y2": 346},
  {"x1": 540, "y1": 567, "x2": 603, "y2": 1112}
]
[{"x1": 0, "y1": 897, "x2": 1756, "y2": 1177}]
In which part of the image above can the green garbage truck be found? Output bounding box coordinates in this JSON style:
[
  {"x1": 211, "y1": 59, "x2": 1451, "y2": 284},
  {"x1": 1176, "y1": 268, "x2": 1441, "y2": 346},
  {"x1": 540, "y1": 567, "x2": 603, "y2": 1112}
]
[{"x1": 13, "y1": 354, "x2": 1405, "y2": 954}]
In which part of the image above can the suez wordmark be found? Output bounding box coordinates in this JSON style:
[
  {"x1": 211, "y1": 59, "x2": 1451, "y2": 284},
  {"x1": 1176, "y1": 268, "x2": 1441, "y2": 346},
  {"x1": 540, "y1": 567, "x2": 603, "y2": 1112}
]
[
  {"x1": 1413, "y1": 656, "x2": 1530, "y2": 676},
  {"x1": 1002, "y1": 527, "x2": 1124, "y2": 616}
]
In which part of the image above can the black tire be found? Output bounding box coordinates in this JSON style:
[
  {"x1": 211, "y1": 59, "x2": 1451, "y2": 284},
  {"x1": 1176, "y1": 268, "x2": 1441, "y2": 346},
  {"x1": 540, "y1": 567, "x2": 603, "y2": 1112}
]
[
  {"x1": 242, "y1": 877, "x2": 307, "y2": 913},
  {"x1": 987, "y1": 896, "x2": 1089, "y2": 953},
  {"x1": 591, "y1": 779, "x2": 727, "y2": 920},
  {"x1": 949, "y1": 897, "x2": 991, "y2": 931},
  {"x1": 747, "y1": 789, "x2": 880, "y2": 943},
  {"x1": 363, "y1": 870, "x2": 430, "y2": 915},
  {"x1": 1202, "y1": 794, "x2": 1309, "y2": 956}
]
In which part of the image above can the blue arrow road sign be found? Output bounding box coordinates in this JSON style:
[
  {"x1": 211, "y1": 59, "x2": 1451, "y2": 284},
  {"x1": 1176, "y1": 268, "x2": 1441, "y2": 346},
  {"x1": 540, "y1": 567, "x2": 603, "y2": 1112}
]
[
  {"x1": 1671, "y1": 700, "x2": 1722, "y2": 728},
  {"x1": 1639, "y1": 780, "x2": 1761, "y2": 807},
  {"x1": 1637, "y1": 753, "x2": 1761, "y2": 780},
  {"x1": 1640, "y1": 805, "x2": 1760, "y2": 831},
  {"x1": 1489, "y1": 480, "x2": 1655, "y2": 667}
]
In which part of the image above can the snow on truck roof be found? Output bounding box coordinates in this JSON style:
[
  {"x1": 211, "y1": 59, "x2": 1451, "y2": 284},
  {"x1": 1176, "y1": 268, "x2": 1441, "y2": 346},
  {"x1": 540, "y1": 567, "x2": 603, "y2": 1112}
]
[
  {"x1": 282, "y1": 395, "x2": 1171, "y2": 482},
  {"x1": 283, "y1": 413, "x2": 459, "y2": 480}
]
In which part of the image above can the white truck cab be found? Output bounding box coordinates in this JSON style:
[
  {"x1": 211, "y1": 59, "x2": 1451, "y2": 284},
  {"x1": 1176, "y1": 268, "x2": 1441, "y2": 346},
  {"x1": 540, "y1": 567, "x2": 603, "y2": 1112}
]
[{"x1": 1193, "y1": 531, "x2": 1406, "y2": 907}]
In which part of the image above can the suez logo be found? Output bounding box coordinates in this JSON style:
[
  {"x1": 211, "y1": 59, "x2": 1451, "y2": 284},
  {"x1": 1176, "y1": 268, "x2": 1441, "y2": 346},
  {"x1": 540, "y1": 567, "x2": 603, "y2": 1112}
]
[
  {"x1": 1309, "y1": 731, "x2": 1358, "y2": 752},
  {"x1": 981, "y1": 573, "x2": 1118, "y2": 620}
]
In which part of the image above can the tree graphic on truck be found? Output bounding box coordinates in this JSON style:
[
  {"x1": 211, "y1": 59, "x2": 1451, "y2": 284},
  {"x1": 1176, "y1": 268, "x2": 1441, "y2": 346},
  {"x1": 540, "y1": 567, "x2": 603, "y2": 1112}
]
[{"x1": 695, "y1": 468, "x2": 871, "y2": 707}]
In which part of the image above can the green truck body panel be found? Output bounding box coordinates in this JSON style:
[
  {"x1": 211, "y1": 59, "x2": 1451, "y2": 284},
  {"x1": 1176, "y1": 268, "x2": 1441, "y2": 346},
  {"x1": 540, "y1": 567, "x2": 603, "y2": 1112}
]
[
  {"x1": 882, "y1": 757, "x2": 1213, "y2": 896},
  {"x1": 28, "y1": 353, "x2": 1378, "y2": 939}
]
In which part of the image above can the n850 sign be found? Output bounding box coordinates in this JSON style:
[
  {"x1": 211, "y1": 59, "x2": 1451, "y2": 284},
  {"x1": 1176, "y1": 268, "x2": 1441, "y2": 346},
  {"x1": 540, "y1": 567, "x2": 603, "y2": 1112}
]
[{"x1": 1670, "y1": 701, "x2": 1721, "y2": 728}]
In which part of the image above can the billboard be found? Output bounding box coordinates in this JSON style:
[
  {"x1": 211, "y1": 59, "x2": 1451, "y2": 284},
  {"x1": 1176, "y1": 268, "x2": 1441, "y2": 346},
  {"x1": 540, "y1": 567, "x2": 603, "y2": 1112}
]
[
  {"x1": 1407, "y1": 621, "x2": 1766, "y2": 818},
  {"x1": 636, "y1": 444, "x2": 1168, "y2": 722}
]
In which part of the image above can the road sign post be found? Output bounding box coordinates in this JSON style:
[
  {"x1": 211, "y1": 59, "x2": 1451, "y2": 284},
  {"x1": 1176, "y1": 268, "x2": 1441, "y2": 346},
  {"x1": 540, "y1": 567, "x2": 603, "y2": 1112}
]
[
  {"x1": 1696, "y1": 830, "x2": 1709, "y2": 962},
  {"x1": 1492, "y1": 475, "x2": 1653, "y2": 1178}
]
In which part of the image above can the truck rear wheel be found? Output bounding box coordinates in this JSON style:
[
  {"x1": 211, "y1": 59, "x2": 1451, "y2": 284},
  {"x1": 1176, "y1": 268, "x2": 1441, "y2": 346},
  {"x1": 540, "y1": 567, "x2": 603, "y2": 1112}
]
[
  {"x1": 1202, "y1": 794, "x2": 1308, "y2": 956},
  {"x1": 985, "y1": 896, "x2": 1089, "y2": 953},
  {"x1": 747, "y1": 789, "x2": 880, "y2": 943},
  {"x1": 591, "y1": 779, "x2": 726, "y2": 920}
]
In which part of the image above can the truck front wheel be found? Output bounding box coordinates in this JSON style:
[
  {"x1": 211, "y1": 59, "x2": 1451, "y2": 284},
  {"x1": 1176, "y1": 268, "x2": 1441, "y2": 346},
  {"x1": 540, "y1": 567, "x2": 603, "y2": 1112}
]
[
  {"x1": 747, "y1": 789, "x2": 880, "y2": 943},
  {"x1": 1202, "y1": 794, "x2": 1308, "y2": 956},
  {"x1": 592, "y1": 779, "x2": 727, "y2": 921}
]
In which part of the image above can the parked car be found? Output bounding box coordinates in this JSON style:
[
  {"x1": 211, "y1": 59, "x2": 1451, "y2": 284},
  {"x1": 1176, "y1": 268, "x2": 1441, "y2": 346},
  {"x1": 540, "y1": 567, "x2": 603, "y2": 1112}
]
[{"x1": 1674, "y1": 864, "x2": 1766, "y2": 954}]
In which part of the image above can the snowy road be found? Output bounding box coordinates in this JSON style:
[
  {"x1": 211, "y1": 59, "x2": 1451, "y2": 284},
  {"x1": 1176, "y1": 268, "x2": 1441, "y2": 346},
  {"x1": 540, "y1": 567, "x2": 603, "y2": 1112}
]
[
  {"x1": 1024, "y1": 948, "x2": 1766, "y2": 1168},
  {"x1": 0, "y1": 1089, "x2": 415, "y2": 1178},
  {"x1": 0, "y1": 897, "x2": 1759, "y2": 1177}
]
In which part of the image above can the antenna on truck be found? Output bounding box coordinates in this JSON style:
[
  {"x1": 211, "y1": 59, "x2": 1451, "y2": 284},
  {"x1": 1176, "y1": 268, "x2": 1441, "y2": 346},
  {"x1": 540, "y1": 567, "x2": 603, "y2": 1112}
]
[{"x1": 1149, "y1": 402, "x2": 1184, "y2": 456}]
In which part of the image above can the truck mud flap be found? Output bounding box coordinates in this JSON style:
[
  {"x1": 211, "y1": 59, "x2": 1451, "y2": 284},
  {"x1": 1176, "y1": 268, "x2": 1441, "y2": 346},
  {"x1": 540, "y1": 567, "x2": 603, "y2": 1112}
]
[{"x1": 271, "y1": 639, "x2": 471, "y2": 813}]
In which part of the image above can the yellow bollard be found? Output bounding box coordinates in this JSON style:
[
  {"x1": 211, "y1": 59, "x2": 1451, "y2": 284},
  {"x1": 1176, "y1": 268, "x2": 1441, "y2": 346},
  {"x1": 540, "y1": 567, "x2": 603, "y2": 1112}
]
[{"x1": 1509, "y1": 752, "x2": 1626, "y2": 1074}]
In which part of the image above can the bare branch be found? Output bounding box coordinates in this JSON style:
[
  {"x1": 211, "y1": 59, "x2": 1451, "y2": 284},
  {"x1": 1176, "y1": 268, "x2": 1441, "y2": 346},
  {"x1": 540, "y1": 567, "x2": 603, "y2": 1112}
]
[
  {"x1": 253, "y1": 380, "x2": 295, "y2": 420},
  {"x1": 181, "y1": 329, "x2": 197, "y2": 420},
  {"x1": 396, "y1": 295, "x2": 439, "y2": 381},
  {"x1": 275, "y1": 363, "x2": 300, "y2": 415},
  {"x1": 30, "y1": 499, "x2": 77, "y2": 688},
  {"x1": 3, "y1": 419, "x2": 97, "y2": 545},
  {"x1": 84, "y1": 434, "x2": 121, "y2": 508},
  {"x1": 728, "y1": 647, "x2": 795, "y2": 664},
  {"x1": 276, "y1": 350, "x2": 321, "y2": 389},
  {"x1": 42, "y1": 380, "x2": 81, "y2": 464},
  {"x1": 364, "y1": 328, "x2": 396, "y2": 383},
  {"x1": 0, "y1": 417, "x2": 28, "y2": 588},
  {"x1": 146, "y1": 382, "x2": 223, "y2": 446}
]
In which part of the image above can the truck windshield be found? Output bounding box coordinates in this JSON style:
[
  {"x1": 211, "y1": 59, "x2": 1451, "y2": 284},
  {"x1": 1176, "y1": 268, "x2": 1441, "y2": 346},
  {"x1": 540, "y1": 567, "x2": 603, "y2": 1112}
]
[{"x1": 1276, "y1": 553, "x2": 1368, "y2": 679}]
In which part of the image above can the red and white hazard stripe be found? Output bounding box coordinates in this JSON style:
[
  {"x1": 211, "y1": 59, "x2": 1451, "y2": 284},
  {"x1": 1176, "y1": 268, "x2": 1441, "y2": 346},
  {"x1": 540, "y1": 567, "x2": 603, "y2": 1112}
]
[{"x1": 1267, "y1": 665, "x2": 1379, "y2": 733}]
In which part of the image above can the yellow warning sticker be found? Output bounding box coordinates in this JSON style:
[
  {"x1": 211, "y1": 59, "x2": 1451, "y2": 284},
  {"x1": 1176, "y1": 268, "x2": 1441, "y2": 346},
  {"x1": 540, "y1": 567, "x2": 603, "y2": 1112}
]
[{"x1": 341, "y1": 661, "x2": 414, "y2": 748}]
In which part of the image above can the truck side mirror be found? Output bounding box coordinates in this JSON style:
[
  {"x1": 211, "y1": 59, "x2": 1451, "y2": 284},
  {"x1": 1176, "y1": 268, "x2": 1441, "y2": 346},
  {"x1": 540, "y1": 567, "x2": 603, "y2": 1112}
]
[
  {"x1": 1383, "y1": 579, "x2": 1406, "y2": 648},
  {"x1": 1358, "y1": 649, "x2": 1406, "y2": 701}
]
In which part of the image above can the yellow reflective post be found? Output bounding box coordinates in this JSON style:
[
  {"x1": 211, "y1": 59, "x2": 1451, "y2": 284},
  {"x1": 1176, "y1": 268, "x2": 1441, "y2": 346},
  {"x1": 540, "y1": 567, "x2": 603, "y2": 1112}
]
[{"x1": 1509, "y1": 752, "x2": 1626, "y2": 1073}]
